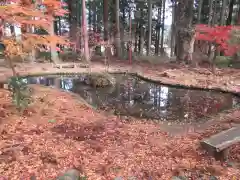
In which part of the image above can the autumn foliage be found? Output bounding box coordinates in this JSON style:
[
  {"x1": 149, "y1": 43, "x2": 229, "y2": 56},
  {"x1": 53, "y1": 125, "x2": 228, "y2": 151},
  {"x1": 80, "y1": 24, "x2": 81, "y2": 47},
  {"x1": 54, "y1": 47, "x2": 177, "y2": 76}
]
[
  {"x1": 196, "y1": 24, "x2": 240, "y2": 56},
  {"x1": 0, "y1": 0, "x2": 68, "y2": 62}
]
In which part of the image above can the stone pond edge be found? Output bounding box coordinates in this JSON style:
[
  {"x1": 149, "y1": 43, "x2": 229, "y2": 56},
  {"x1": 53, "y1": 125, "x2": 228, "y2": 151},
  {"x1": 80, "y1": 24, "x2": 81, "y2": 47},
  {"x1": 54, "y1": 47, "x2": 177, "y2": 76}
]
[{"x1": 1, "y1": 68, "x2": 240, "y2": 97}]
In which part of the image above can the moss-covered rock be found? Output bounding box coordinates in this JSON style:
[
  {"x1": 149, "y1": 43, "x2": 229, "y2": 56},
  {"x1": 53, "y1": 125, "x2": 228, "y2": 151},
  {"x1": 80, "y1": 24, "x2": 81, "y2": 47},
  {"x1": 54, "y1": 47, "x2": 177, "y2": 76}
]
[
  {"x1": 84, "y1": 73, "x2": 116, "y2": 88},
  {"x1": 56, "y1": 169, "x2": 83, "y2": 180}
]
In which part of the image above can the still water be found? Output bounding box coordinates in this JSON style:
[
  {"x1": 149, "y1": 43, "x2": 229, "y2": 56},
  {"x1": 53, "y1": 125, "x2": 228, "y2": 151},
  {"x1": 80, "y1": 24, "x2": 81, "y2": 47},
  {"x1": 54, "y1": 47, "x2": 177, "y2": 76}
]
[{"x1": 22, "y1": 74, "x2": 240, "y2": 123}]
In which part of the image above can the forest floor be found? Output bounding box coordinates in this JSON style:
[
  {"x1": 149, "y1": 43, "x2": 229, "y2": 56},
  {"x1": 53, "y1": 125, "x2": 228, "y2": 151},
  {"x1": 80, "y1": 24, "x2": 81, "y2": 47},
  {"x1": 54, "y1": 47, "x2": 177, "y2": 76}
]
[
  {"x1": 0, "y1": 60, "x2": 239, "y2": 179},
  {"x1": 0, "y1": 85, "x2": 239, "y2": 179}
]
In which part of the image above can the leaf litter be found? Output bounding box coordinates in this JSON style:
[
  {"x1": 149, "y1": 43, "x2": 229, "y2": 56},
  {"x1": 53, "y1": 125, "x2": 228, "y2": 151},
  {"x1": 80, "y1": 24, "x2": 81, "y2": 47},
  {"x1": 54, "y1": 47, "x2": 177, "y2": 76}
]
[{"x1": 0, "y1": 84, "x2": 239, "y2": 180}]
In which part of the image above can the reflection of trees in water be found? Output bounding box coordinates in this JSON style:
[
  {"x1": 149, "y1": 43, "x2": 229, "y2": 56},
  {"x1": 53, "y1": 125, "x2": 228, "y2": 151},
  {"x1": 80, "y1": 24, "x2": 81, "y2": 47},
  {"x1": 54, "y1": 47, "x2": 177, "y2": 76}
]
[
  {"x1": 167, "y1": 88, "x2": 234, "y2": 121},
  {"x1": 25, "y1": 75, "x2": 238, "y2": 122},
  {"x1": 61, "y1": 78, "x2": 73, "y2": 91}
]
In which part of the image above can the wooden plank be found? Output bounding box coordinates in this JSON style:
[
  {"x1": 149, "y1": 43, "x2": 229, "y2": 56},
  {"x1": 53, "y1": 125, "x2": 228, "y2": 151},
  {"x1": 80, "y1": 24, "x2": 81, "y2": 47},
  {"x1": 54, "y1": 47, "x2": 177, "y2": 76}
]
[
  {"x1": 201, "y1": 126, "x2": 240, "y2": 161},
  {"x1": 202, "y1": 126, "x2": 240, "y2": 152}
]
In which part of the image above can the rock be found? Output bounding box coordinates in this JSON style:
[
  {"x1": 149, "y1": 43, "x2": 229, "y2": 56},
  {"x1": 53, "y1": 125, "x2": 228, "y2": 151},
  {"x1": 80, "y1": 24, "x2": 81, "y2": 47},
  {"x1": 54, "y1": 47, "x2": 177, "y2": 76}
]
[
  {"x1": 133, "y1": 94, "x2": 143, "y2": 101},
  {"x1": 0, "y1": 108, "x2": 6, "y2": 118},
  {"x1": 40, "y1": 152, "x2": 57, "y2": 164},
  {"x1": 56, "y1": 169, "x2": 81, "y2": 180},
  {"x1": 114, "y1": 177, "x2": 123, "y2": 180},
  {"x1": 84, "y1": 73, "x2": 116, "y2": 88},
  {"x1": 209, "y1": 176, "x2": 218, "y2": 180},
  {"x1": 171, "y1": 176, "x2": 187, "y2": 180}
]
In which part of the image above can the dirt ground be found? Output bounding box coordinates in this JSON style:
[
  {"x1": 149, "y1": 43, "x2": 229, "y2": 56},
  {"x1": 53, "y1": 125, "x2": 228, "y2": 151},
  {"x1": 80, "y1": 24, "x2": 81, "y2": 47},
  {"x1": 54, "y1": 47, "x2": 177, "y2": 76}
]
[{"x1": 0, "y1": 61, "x2": 239, "y2": 179}]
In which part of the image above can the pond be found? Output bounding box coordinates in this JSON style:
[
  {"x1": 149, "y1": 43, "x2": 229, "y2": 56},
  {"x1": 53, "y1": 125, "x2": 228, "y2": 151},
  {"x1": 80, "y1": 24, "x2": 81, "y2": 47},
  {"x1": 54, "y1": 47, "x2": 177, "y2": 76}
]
[{"x1": 22, "y1": 73, "x2": 240, "y2": 124}]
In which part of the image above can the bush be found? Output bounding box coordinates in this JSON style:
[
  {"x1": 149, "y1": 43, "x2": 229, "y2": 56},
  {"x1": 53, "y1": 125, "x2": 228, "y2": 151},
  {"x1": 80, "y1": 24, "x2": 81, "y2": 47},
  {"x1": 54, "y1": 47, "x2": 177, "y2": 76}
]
[
  {"x1": 215, "y1": 56, "x2": 232, "y2": 67},
  {"x1": 36, "y1": 51, "x2": 51, "y2": 61},
  {"x1": 59, "y1": 51, "x2": 79, "y2": 61},
  {"x1": 8, "y1": 77, "x2": 32, "y2": 112}
]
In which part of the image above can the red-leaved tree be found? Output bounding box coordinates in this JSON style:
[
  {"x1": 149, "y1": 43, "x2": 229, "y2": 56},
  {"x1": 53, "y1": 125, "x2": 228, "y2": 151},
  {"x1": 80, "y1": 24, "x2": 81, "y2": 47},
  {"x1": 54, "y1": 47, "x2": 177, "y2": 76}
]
[
  {"x1": 195, "y1": 24, "x2": 240, "y2": 72},
  {"x1": 196, "y1": 24, "x2": 240, "y2": 56}
]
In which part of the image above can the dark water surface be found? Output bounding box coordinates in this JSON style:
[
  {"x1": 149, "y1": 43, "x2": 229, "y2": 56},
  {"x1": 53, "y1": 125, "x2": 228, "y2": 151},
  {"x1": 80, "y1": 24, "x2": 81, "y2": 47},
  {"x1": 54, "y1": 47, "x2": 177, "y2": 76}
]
[{"x1": 23, "y1": 74, "x2": 240, "y2": 123}]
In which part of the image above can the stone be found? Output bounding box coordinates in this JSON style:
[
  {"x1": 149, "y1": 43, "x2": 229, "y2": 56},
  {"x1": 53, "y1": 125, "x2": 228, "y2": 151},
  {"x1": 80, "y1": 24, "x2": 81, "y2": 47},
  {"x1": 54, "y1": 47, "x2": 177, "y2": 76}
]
[
  {"x1": 171, "y1": 176, "x2": 187, "y2": 180},
  {"x1": 114, "y1": 177, "x2": 123, "y2": 180},
  {"x1": 209, "y1": 176, "x2": 218, "y2": 180},
  {"x1": 84, "y1": 73, "x2": 116, "y2": 88},
  {"x1": 56, "y1": 169, "x2": 81, "y2": 180}
]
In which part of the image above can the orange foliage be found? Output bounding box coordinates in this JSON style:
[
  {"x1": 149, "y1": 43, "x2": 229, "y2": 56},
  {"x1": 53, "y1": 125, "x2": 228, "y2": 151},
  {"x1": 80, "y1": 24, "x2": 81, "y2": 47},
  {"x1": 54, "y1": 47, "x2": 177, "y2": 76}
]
[{"x1": 0, "y1": 0, "x2": 68, "y2": 60}]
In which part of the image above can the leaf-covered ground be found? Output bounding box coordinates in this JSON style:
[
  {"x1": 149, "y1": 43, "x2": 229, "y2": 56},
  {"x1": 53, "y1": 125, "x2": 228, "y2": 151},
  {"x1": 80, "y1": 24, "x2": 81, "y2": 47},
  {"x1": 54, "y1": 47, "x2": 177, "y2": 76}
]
[
  {"x1": 0, "y1": 85, "x2": 239, "y2": 180},
  {"x1": 0, "y1": 61, "x2": 239, "y2": 95}
]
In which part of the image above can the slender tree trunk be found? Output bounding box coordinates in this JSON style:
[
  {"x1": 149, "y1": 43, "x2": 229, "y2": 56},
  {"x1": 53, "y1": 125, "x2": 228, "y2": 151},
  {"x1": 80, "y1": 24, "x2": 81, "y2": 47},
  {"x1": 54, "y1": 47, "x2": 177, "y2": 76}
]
[
  {"x1": 69, "y1": 0, "x2": 77, "y2": 42},
  {"x1": 220, "y1": 0, "x2": 227, "y2": 25},
  {"x1": 115, "y1": 0, "x2": 121, "y2": 59},
  {"x1": 103, "y1": 0, "x2": 112, "y2": 60},
  {"x1": 197, "y1": 0, "x2": 203, "y2": 23},
  {"x1": 54, "y1": 20, "x2": 58, "y2": 34},
  {"x1": 155, "y1": 5, "x2": 162, "y2": 55},
  {"x1": 103, "y1": 0, "x2": 108, "y2": 41},
  {"x1": 88, "y1": 1, "x2": 92, "y2": 28},
  {"x1": 82, "y1": 0, "x2": 89, "y2": 62},
  {"x1": 208, "y1": 0, "x2": 214, "y2": 26},
  {"x1": 212, "y1": 0, "x2": 218, "y2": 25},
  {"x1": 76, "y1": 0, "x2": 81, "y2": 52},
  {"x1": 207, "y1": 0, "x2": 214, "y2": 57},
  {"x1": 50, "y1": 20, "x2": 60, "y2": 63},
  {"x1": 134, "y1": 23, "x2": 138, "y2": 53},
  {"x1": 210, "y1": 1, "x2": 219, "y2": 72},
  {"x1": 170, "y1": 1, "x2": 176, "y2": 57},
  {"x1": 226, "y1": 0, "x2": 235, "y2": 25},
  {"x1": 160, "y1": 0, "x2": 165, "y2": 55},
  {"x1": 147, "y1": 0, "x2": 152, "y2": 55},
  {"x1": 93, "y1": 1, "x2": 97, "y2": 32},
  {"x1": 58, "y1": 17, "x2": 61, "y2": 35},
  {"x1": 237, "y1": 2, "x2": 240, "y2": 25},
  {"x1": 139, "y1": 26, "x2": 144, "y2": 55}
]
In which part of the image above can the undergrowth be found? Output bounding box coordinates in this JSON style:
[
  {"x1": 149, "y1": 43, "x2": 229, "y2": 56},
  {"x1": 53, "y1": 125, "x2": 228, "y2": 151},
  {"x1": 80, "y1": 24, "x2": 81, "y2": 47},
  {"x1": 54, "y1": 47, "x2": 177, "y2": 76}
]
[{"x1": 8, "y1": 76, "x2": 32, "y2": 112}]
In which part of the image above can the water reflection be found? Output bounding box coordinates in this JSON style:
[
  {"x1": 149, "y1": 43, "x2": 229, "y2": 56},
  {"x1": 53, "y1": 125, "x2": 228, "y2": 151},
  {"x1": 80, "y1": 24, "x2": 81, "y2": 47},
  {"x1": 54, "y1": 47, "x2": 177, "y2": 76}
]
[{"x1": 24, "y1": 74, "x2": 240, "y2": 123}]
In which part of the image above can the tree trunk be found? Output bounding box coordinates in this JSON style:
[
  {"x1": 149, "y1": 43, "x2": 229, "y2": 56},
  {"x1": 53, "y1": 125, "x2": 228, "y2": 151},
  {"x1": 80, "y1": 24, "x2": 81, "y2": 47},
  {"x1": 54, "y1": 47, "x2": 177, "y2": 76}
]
[
  {"x1": 103, "y1": 0, "x2": 112, "y2": 60},
  {"x1": 207, "y1": 0, "x2": 214, "y2": 57},
  {"x1": 93, "y1": 1, "x2": 97, "y2": 32},
  {"x1": 103, "y1": 0, "x2": 108, "y2": 41},
  {"x1": 139, "y1": 26, "x2": 144, "y2": 56},
  {"x1": 220, "y1": 0, "x2": 227, "y2": 25},
  {"x1": 226, "y1": 0, "x2": 235, "y2": 25},
  {"x1": 208, "y1": 0, "x2": 214, "y2": 26},
  {"x1": 160, "y1": 0, "x2": 166, "y2": 55},
  {"x1": 147, "y1": 0, "x2": 152, "y2": 55},
  {"x1": 76, "y1": 0, "x2": 81, "y2": 52},
  {"x1": 88, "y1": 1, "x2": 92, "y2": 28},
  {"x1": 134, "y1": 23, "x2": 138, "y2": 53},
  {"x1": 58, "y1": 17, "x2": 61, "y2": 35},
  {"x1": 170, "y1": 1, "x2": 176, "y2": 57},
  {"x1": 155, "y1": 5, "x2": 161, "y2": 55},
  {"x1": 82, "y1": 0, "x2": 89, "y2": 62},
  {"x1": 115, "y1": 0, "x2": 121, "y2": 59},
  {"x1": 175, "y1": 0, "x2": 195, "y2": 63},
  {"x1": 237, "y1": 2, "x2": 240, "y2": 25},
  {"x1": 50, "y1": 20, "x2": 60, "y2": 63},
  {"x1": 197, "y1": 0, "x2": 203, "y2": 23},
  {"x1": 212, "y1": 0, "x2": 218, "y2": 25},
  {"x1": 69, "y1": 0, "x2": 77, "y2": 42}
]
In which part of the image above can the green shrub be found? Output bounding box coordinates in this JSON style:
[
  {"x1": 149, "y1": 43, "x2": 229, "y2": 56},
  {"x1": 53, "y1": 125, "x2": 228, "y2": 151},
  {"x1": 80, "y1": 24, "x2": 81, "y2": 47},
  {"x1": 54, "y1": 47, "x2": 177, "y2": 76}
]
[
  {"x1": 59, "y1": 51, "x2": 78, "y2": 61},
  {"x1": 215, "y1": 56, "x2": 232, "y2": 68},
  {"x1": 36, "y1": 51, "x2": 51, "y2": 60},
  {"x1": 8, "y1": 77, "x2": 32, "y2": 112}
]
